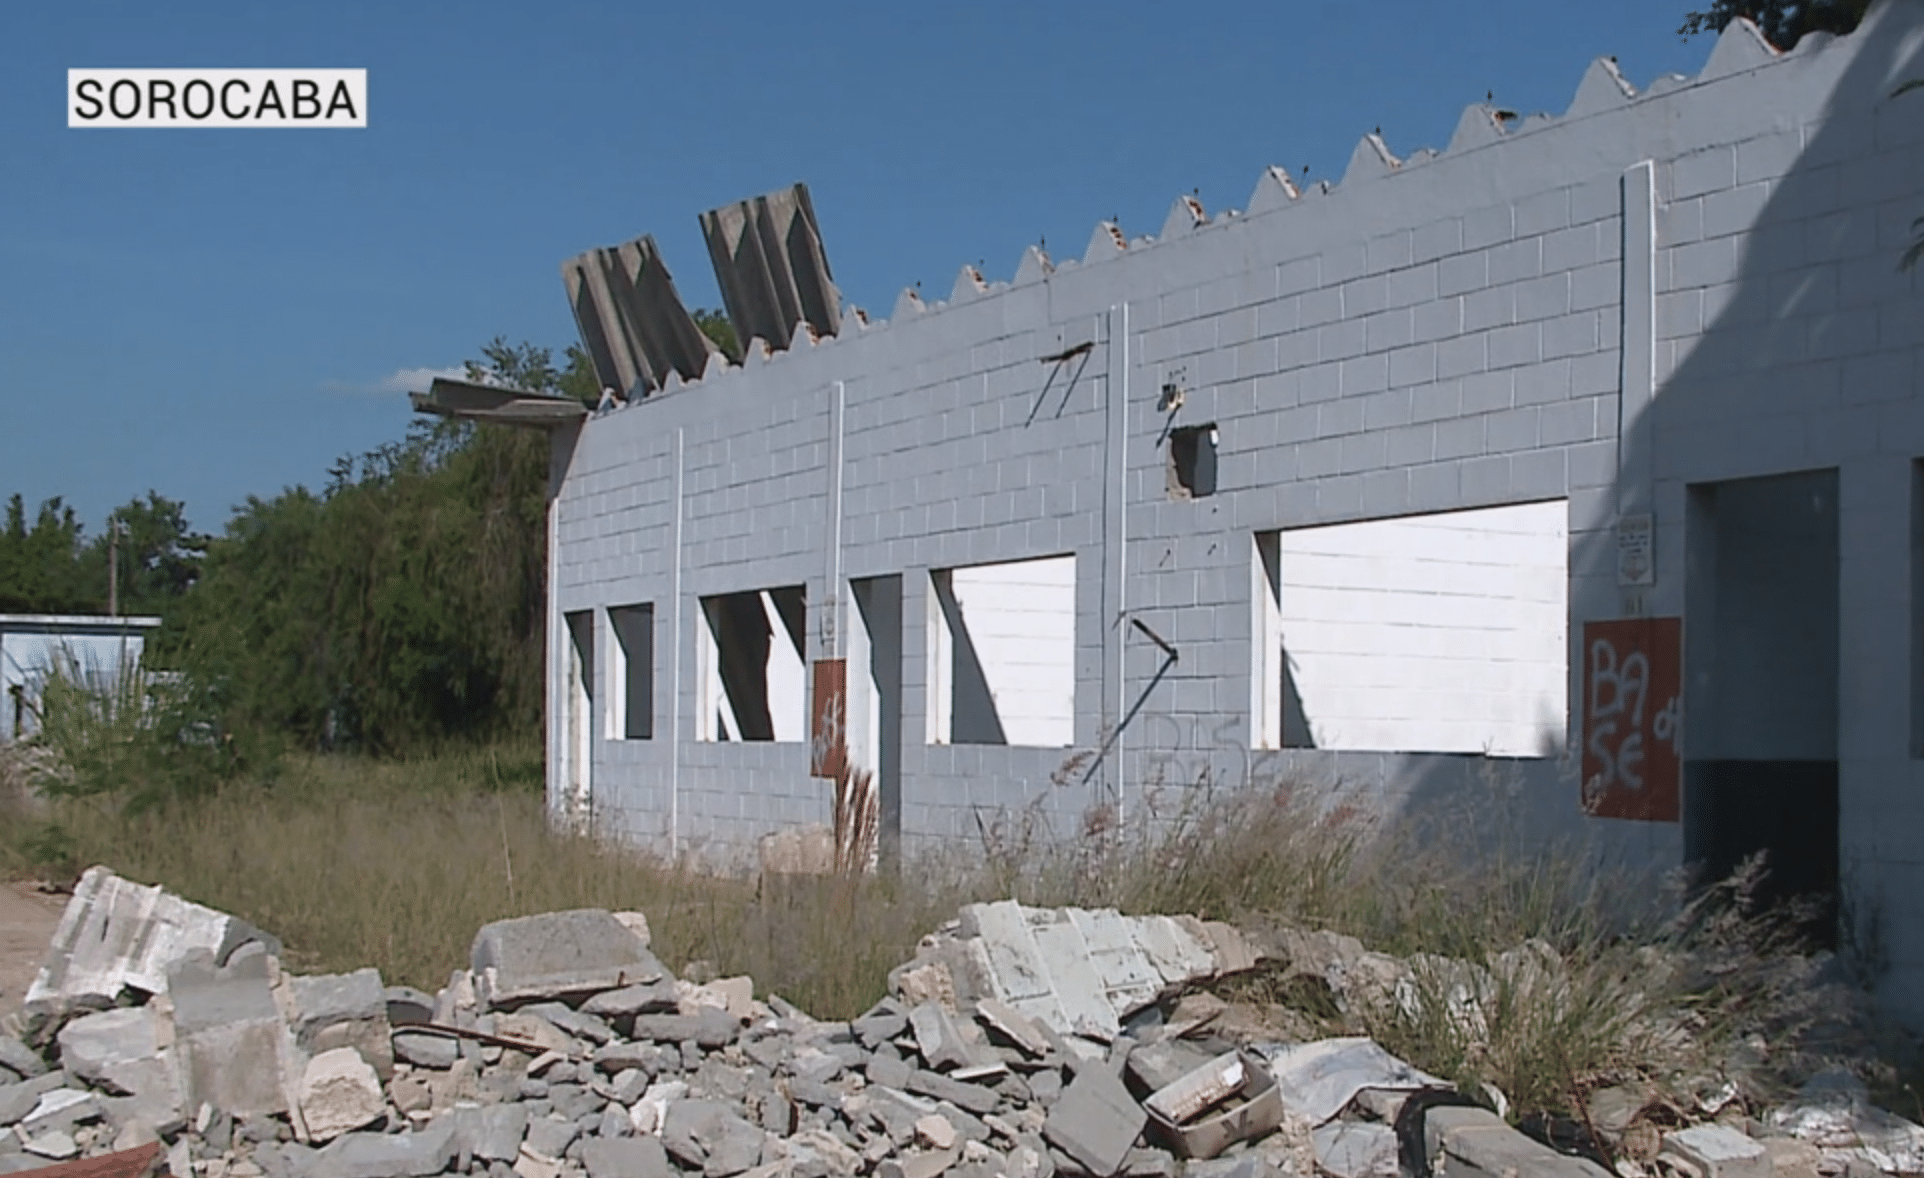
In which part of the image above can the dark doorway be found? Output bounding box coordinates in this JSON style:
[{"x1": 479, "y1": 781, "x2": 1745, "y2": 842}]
[{"x1": 1683, "y1": 469, "x2": 1840, "y2": 944}]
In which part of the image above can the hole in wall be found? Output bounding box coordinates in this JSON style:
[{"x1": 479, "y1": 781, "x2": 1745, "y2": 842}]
[{"x1": 1168, "y1": 423, "x2": 1219, "y2": 499}]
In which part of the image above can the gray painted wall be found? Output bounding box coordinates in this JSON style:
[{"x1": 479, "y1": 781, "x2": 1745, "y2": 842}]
[{"x1": 548, "y1": 6, "x2": 1924, "y2": 1020}]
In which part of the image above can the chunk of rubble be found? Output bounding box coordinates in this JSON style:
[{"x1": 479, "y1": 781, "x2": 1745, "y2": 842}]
[
  {"x1": 297, "y1": 1047, "x2": 385, "y2": 1143},
  {"x1": 1044, "y1": 1062, "x2": 1146, "y2": 1176},
  {"x1": 889, "y1": 901, "x2": 1246, "y2": 1039},
  {"x1": 1769, "y1": 1070, "x2": 1924, "y2": 1174},
  {"x1": 469, "y1": 910, "x2": 665, "y2": 1010},
  {"x1": 165, "y1": 947, "x2": 296, "y2": 1120},
  {"x1": 20, "y1": 867, "x2": 280, "y2": 1037},
  {"x1": 1260, "y1": 1036, "x2": 1449, "y2": 1126},
  {"x1": 287, "y1": 968, "x2": 394, "y2": 1079}
]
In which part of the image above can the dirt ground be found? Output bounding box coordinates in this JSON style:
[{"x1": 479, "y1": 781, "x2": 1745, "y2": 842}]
[{"x1": 0, "y1": 879, "x2": 67, "y2": 1022}]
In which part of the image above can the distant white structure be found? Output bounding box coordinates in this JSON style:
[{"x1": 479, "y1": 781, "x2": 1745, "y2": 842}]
[{"x1": 0, "y1": 615, "x2": 162, "y2": 742}]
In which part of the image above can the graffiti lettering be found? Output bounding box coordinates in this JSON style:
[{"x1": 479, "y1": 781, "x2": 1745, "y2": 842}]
[{"x1": 1579, "y1": 618, "x2": 1682, "y2": 822}]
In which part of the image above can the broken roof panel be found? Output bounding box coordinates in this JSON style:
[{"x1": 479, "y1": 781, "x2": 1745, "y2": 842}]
[
  {"x1": 561, "y1": 235, "x2": 716, "y2": 400},
  {"x1": 700, "y1": 182, "x2": 841, "y2": 355},
  {"x1": 409, "y1": 377, "x2": 588, "y2": 428}
]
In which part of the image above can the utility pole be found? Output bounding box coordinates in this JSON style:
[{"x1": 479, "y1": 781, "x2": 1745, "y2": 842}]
[{"x1": 107, "y1": 513, "x2": 119, "y2": 618}]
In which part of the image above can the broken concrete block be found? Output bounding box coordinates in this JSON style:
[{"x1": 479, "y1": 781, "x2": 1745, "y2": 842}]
[
  {"x1": 513, "y1": 1144, "x2": 562, "y2": 1178},
  {"x1": 1125, "y1": 1040, "x2": 1220, "y2": 1096},
  {"x1": 451, "y1": 1104, "x2": 529, "y2": 1163},
  {"x1": 877, "y1": 1146, "x2": 961, "y2": 1178},
  {"x1": 0, "y1": 1042, "x2": 43, "y2": 1081},
  {"x1": 19, "y1": 1128, "x2": 77, "y2": 1160},
  {"x1": 1425, "y1": 1105, "x2": 1612, "y2": 1178},
  {"x1": 581, "y1": 979, "x2": 678, "y2": 1019},
  {"x1": 516, "y1": 1003, "x2": 612, "y2": 1045},
  {"x1": 316, "y1": 1121, "x2": 460, "y2": 1178},
  {"x1": 629, "y1": 1008, "x2": 738, "y2": 1049},
  {"x1": 910, "y1": 1003, "x2": 978, "y2": 1072},
  {"x1": 975, "y1": 1000, "x2": 1049, "y2": 1059},
  {"x1": 289, "y1": 969, "x2": 394, "y2": 1080},
  {"x1": 1043, "y1": 1064, "x2": 1145, "y2": 1177},
  {"x1": 906, "y1": 1068, "x2": 1001, "y2": 1117},
  {"x1": 580, "y1": 1134, "x2": 671, "y2": 1178},
  {"x1": 680, "y1": 976, "x2": 755, "y2": 1019},
  {"x1": 297, "y1": 1047, "x2": 384, "y2": 1143},
  {"x1": 1144, "y1": 1053, "x2": 1245, "y2": 1125},
  {"x1": 522, "y1": 1115, "x2": 578, "y2": 1159},
  {"x1": 392, "y1": 1032, "x2": 459, "y2": 1071},
  {"x1": 916, "y1": 1114, "x2": 959, "y2": 1151},
  {"x1": 470, "y1": 910, "x2": 664, "y2": 1009},
  {"x1": 1660, "y1": 1125, "x2": 1769, "y2": 1178},
  {"x1": 54, "y1": 1006, "x2": 180, "y2": 1125},
  {"x1": 20, "y1": 1089, "x2": 98, "y2": 1139},
  {"x1": 22, "y1": 868, "x2": 279, "y2": 1033},
  {"x1": 491, "y1": 1012, "x2": 576, "y2": 1057},
  {"x1": 1312, "y1": 1120, "x2": 1400, "y2": 1178},
  {"x1": 166, "y1": 950, "x2": 294, "y2": 1118},
  {"x1": 0, "y1": 1072, "x2": 69, "y2": 1127},
  {"x1": 1263, "y1": 1037, "x2": 1447, "y2": 1126},
  {"x1": 383, "y1": 986, "x2": 436, "y2": 1027}
]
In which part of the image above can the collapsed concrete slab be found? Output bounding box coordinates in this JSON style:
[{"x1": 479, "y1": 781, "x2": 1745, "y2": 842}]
[
  {"x1": 21, "y1": 868, "x2": 279, "y2": 1036},
  {"x1": 469, "y1": 909, "x2": 665, "y2": 1010},
  {"x1": 888, "y1": 901, "x2": 1250, "y2": 1039}
]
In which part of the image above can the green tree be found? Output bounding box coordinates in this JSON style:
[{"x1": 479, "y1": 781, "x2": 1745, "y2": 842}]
[
  {"x1": 692, "y1": 308, "x2": 742, "y2": 364},
  {"x1": 0, "y1": 494, "x2": 95, "y2": 614},
  {"x1": 1678, "y1": 0, "x2": 1869, "y2": 47},
  {"x1": 168, "y1": 337, "x2": 565, "y2": 755},
  {"x1": 90, "y1": 492, "x2": 208, "y2": 619}
]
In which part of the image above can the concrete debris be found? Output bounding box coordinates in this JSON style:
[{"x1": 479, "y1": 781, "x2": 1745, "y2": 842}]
[
  {"x1": 20, "y1": 867, "x2": 280, "y2": 1039},
  {"x1": 1767, "y1": 1070, "x2": 1924, "y2": 1175},
  {"x1": 296, "y1": 1048, "x2": 385, "y2": 1143},
  {"x1": 1658, "y1": 1124, "x2": 1771, "y2": 1178},
  {"x1": 890, "y1": 902, "x2": 1239, "y2": 1040},
  {"x1": 1260, "y1": 1037, "x2": 1449, "y2": 1127},
  {"x1": 1043, "y1": 1064, "x2": 1145, "y2": 1176},
  {"x1": 2, "y1": 890, "x2": 1919, "y2": 1178},
  {"x1": 469, "y1": 910, "x2": 664, "y2": 1010},
  {"x1": 1311, "y1": 1120, "x2": 1399, "y2": 1178},
  {"x1": 1426, "y1": 1105, "x2": 1612, "y2": 1178}
]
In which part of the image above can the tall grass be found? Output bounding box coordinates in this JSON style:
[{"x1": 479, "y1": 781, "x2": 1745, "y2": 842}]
[{"x1": 0, "y1": 690, "x2": 1886, "y2": 1130}]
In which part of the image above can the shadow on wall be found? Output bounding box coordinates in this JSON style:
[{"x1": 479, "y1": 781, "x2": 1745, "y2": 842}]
[{"x1": 1393, "y1": 13, "x2": 1924, "y2": 960}]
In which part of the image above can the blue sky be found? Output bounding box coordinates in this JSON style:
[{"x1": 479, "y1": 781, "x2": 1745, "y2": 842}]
[{"x1": 0, "y1": 1, "x2": 1714, "y2": 538}]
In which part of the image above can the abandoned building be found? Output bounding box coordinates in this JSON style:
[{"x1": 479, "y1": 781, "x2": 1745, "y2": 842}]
[
  {"x1": 413, "y1": 6, "x2": 1924, "y2": 1020},
  {"x1": 0, "y1": 614, "x2": 160, "y2": 743}
]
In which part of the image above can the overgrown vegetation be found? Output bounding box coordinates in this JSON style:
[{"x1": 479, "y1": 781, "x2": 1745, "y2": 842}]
[{"x1": 1, "y1": 700, "x2": 1891, "y2": 1132}]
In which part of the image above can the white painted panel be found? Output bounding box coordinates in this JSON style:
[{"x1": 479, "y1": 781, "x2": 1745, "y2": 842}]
[
  {"x1": 949, "y1": 555, "x2": 1076, "y2": 747},
  {"x1": 1269, "y1": 501, "x2": 1568, "y2": 756}
]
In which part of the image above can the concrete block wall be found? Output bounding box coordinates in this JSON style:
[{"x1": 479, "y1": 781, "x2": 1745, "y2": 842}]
[{"x1": 548, "y1": 5, "x2": 1924, "y2": 1020}]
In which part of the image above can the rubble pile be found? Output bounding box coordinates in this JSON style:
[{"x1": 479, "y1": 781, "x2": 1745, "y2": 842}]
[{"x1": 0, "y1": 871, "x2": 1918, "y2": 1178}]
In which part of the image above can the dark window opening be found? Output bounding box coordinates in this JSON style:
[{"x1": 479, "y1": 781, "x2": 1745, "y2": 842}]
[
  {"x1": 610, "y1": 603, "x2": 654, "y2": 740},
  {"x1": 1169, "y1": 424, "x2": 1219, "y2": 499}
]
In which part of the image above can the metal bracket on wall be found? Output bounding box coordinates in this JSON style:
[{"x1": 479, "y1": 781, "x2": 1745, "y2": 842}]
[{"x1": 1027, "y1": 339, "x2": 1096, "y2": 426}]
